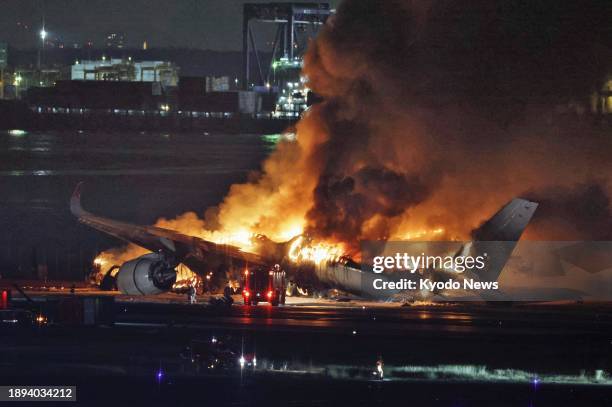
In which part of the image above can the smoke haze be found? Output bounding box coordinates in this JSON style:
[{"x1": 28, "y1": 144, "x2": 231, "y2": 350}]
[
  {"x1": 105, "y1": 0, "x2": 612, "y2": 265},
  {"x1": 212, "y1": 0, "x2": 612, "y2": 246}
]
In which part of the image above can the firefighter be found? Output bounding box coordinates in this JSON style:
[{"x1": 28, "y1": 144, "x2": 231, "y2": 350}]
[
  {"x1": 188, "y1": 284, "x2": 197, "y2": 304},
  {"x1": 271, "y1": 264, "x2": 287, "y2": 305},
  {"x1": 223, "y1": 285, "x2": 234, "y2": 306}
]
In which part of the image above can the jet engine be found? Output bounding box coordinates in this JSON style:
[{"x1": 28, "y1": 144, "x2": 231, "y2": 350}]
[{"x1": 116, "y1": 253, "x2": 177, "y2": 295}]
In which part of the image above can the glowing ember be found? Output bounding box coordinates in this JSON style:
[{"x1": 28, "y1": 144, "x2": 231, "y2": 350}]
[
  {"x1": 399, "y1": 227, "x2": 446, "y2": 241},
  {"x1": 171, "y1": 263, "x2": 199, "y2": 291},
  {"x1": 288, "y1": 236, "x2": 344, "y2": 265},
  {"x1": 214, "y1": 229, "x2": 255, "y2": 250},
  {"x1": 278, "y1": 223, "x2": 306, "y2": 242}
]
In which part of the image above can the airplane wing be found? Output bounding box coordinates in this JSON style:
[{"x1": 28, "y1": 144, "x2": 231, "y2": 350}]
[{"x1": 70, "y1": 182, "x2": 265, "y2": 266}]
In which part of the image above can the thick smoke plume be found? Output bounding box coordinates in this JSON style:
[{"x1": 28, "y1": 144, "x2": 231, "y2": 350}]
[
  {"x1": 208, "y1": 0, "x2": 612, "y2": 247},
  {"x1": 104, "y1": 0, "x2": 612, "y2": 266}
]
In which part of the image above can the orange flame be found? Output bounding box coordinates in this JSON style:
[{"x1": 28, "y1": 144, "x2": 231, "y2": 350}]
[{"x1": 287, "y1": 236, "x2": 344, "y2": 265}]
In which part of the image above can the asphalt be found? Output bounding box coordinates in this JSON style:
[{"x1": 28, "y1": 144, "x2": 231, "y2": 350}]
[{"x1": 2, "y1": 293, "x2": 612, "y2": 406}]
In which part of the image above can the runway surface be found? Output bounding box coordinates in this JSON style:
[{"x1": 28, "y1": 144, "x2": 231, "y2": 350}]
[{"x1": 2, "y1": 293, "x2": 612, "y2": 406}]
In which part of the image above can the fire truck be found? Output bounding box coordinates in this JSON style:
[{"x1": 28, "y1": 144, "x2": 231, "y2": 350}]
[{"x1": 242, "y1": 266, "x2": 286, "y2": 306}]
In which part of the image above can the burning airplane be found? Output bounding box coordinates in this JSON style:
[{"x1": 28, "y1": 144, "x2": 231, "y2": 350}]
[
  {"x1": 71, "y1": 183, "x2": 536, "y2": 299},
  {"x1": 71, "y1": 0, "x2": 612, "y2": 300}
]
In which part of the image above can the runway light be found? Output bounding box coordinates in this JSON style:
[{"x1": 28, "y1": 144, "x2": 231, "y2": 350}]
[
  {"x1": 8, "y1": 129, "x2": 27, "y2": 137},
  {"x1": 352, "y1": 330, "x2": 357, "y2": 335},
  {"x1": 40, "y1": 29, "x2": 47, "y2": 41},
  {"x1": 239, "y1": 356, "x2": 245, "y2": 368}
]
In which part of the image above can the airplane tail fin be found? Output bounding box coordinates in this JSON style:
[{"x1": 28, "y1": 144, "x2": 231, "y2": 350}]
[
  {"x1": 464, "y1": 198, "x2": 538, "y2": 282},
  {"x1": 472, "y1": 198, "x2": 538, "y2": 242}
]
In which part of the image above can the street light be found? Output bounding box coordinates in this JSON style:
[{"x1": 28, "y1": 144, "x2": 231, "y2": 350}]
[{"x1": 38, "y1": 27, "x2": 48, "y2": 72}]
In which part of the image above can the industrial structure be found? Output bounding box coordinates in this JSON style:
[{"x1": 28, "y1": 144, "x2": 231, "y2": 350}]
[
  {"x1": 71, "y1": 58, "x2": 179, "y2": 88},
  {"x1": 1, "y1": 3, "x2": 333, "y2": 123},
  {"x1": 242, "y1": 2, "x2": 331, "y2": 117}
]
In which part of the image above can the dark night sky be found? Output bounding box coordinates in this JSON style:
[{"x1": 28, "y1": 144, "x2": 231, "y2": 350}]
[{"x1": 0, "y1": 0, "x2": 340, "y2": 50}]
